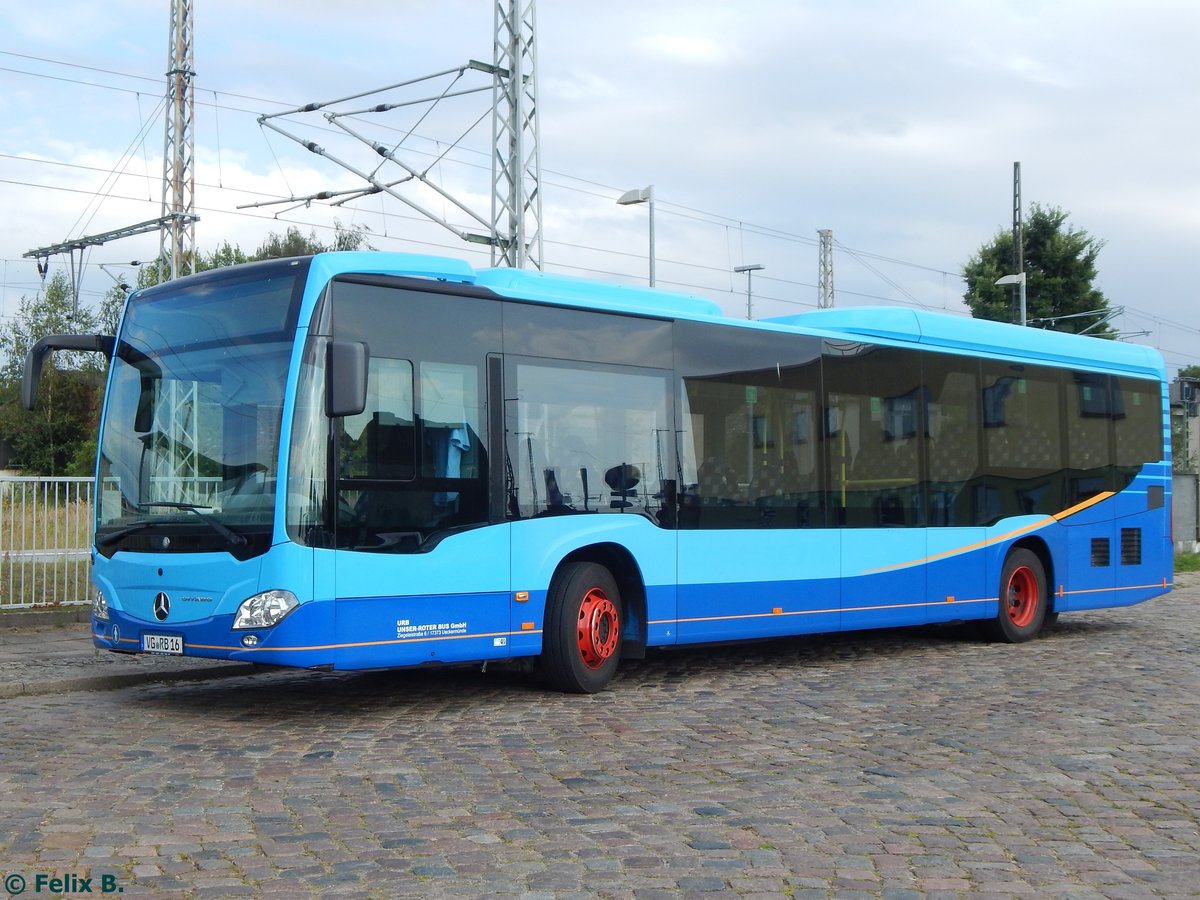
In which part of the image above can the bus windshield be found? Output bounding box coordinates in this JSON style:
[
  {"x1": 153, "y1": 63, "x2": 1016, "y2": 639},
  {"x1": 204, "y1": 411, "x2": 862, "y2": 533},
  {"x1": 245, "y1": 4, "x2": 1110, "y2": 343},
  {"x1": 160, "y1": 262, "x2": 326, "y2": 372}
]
[{"x1": 95, "y1": 259, "x2": 308, "y2": 557}]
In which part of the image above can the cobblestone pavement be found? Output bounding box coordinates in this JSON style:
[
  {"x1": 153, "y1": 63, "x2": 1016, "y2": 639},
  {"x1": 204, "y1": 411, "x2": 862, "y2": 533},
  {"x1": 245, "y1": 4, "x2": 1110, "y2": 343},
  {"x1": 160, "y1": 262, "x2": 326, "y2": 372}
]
[
  {"x1": 2, "y1": 579, "x2": 1199, "y2": 898},
  {"x1": 0, "y1": 618, "x2": 254, "y2": 698}
]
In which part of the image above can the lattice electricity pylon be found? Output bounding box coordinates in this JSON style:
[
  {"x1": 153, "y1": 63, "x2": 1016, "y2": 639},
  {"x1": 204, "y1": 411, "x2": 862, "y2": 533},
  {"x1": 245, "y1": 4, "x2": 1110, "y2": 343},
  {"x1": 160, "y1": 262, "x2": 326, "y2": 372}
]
[
  {"x1": 247, "y1": 1, "x2": 542, "y2": 269},
  {"x1": 491, "y1": 0, "x2": 543, "y2": 269},
  {"x1": 159, "y1": 0, "x2": 197, "y2": 280},
  {"x1": 817, "y1": 229, "x2": 835, "y2": 308}
]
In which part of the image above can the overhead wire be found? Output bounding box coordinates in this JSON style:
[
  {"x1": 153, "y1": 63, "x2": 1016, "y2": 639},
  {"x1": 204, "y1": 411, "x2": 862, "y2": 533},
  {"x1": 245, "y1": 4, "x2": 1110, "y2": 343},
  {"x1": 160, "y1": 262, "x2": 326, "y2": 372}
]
[
  {"x1": 1, "y1": 49, "x2": 963, "y2": 282},
  {"x1": 66, "y1": 94, "x2": 167, "y2": 239},
  {"x1": 4, "y1": 46, "x2": 1193, "y2": 368}
]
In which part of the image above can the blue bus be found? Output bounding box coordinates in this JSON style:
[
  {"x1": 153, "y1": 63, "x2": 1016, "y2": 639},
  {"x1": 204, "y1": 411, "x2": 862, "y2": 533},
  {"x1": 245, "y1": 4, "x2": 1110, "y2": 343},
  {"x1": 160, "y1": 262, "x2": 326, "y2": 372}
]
[{"x1": 23, "y1": 252, "x2": 1172, "y2": 692}]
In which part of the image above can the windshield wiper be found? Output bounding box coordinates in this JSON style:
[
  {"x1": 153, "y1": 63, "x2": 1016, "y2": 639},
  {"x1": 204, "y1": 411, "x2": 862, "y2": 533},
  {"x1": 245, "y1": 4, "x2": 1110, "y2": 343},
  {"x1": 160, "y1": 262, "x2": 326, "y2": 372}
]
[
  {"x1": 138, "y1": 501, "x2": 248, "y2": 547},
  {"x1": 95, "y1": 519, "x2": 167, "y2": 549}
]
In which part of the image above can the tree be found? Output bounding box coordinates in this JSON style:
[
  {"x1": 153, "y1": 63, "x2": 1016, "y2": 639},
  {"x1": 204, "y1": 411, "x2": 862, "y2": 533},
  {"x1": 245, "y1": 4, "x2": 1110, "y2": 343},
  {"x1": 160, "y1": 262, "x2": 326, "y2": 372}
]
[
  {"x1": 0, "y1": 272, "x2": 105, "y2": 474},
  {"x1": 135, "y1": 222, "x2": 372, "y2": 289},
  {"x1": 962, "y1": 204, "x2": 1115, "y2": 338},
  {"x1": 252, "y1": 222, "x2": 372, "y2": 259}
]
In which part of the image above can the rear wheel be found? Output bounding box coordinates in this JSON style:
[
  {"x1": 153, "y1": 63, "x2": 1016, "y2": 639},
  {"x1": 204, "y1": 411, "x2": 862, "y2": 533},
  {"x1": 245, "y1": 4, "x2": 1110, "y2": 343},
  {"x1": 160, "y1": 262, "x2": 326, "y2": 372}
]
[
  {"x1": 985, "y1": 548, "x2": 1048, "y2": 642},
  {"x1": 541, "y1": 562, "x2": 622, "y2": 693}
]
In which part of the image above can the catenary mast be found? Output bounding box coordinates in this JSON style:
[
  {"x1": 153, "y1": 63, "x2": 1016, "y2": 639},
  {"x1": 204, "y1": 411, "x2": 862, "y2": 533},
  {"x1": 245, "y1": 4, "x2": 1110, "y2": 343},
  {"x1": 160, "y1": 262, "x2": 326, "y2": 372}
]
[{"x1": 159, "y1": 0, "x2": 196, "y2": 280}]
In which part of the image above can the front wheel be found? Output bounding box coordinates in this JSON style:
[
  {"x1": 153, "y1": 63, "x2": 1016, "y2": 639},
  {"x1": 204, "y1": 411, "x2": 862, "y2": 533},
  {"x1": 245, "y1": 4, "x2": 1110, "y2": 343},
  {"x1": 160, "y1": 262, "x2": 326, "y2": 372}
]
[
  {"x1": 541, "y1": 562, "x2": 622, "y2": 693},
  {"x1": 984, "y1": 548, "x2": 1048, "y2": 643}
]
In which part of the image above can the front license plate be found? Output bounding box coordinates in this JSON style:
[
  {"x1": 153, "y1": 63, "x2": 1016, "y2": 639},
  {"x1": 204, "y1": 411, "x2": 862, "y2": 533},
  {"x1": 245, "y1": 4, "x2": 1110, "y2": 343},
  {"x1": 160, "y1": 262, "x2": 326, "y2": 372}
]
[{"x1": 142, "y1": 633, "x2": 183, "y2": 655}]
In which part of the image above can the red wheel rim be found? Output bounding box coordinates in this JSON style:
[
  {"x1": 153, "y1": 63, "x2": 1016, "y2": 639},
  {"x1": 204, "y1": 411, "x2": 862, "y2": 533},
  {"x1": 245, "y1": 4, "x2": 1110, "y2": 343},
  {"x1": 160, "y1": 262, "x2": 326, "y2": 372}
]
[
  {"x1": 576, "y1": 587, "x2": 619, "y2": 669},
  {"x1": 1005, "y1": 564, "x2": 1039, "y2": 628}
]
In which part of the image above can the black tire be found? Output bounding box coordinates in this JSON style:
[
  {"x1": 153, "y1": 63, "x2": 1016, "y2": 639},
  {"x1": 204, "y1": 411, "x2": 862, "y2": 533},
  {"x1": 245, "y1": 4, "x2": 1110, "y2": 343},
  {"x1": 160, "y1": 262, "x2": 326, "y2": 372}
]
[
  {"x1": 541, "y1": 562, "x2": 622, "y2": 693},
  {"x1": 984, "y1": 548, "x2": 1048, "y2": 643}
]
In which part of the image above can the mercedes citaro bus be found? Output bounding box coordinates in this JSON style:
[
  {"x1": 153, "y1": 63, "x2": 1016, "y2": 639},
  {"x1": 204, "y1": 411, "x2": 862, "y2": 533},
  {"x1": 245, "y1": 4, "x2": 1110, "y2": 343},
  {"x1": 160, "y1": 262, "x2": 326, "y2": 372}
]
[{"x1": 23, "y1": 253, "x2": 1171, "y2": 692}]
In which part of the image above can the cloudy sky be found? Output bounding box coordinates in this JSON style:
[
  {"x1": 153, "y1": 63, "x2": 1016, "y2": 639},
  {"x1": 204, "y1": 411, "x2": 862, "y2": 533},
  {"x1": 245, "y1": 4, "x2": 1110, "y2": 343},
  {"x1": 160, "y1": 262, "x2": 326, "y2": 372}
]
[{"x1": 2, "y1": 1, "x2": 1198, "y2": 372}]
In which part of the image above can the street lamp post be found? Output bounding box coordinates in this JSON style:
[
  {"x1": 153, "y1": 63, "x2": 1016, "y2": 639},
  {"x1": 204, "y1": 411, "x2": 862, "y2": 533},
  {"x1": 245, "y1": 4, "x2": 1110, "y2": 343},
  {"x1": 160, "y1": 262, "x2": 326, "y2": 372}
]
[
  {"x1": 617, "y1": 185, "x2": 655, "y2": 287},
  {"x1": 995, "y1": 272, "x2": 1027, "y2": 326},
  {"x1": 734, "y1": 263, "x2": 765, "y2": 319}
]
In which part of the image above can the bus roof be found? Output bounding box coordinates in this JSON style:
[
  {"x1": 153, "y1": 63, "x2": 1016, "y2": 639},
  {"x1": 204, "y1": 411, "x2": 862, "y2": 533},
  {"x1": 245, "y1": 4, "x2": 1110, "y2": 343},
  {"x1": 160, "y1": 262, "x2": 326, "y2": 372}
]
[
  {"x1": 764, "y1": 307, "x2": 1166, "y2": 380},
  {"x1": 306, "y1": 251, "x2": 722, "y2": 319},
  {"x1": 304, "y1": 252, "x2": 1165, "y2": 380},
  {"x1": 476, "y1": 267, "x2": 724, "y2": 319}
]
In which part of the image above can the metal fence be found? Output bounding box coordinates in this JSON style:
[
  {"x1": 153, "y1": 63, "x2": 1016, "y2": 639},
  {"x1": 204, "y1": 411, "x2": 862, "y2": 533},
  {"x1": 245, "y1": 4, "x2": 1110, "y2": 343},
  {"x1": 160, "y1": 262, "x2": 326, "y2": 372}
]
[
  {"x1": 0, "y1": 475, "x2": 225, "y2": 609},
  {"x1": 0, "y1": 476, "x2": 94, "y2": 609}
]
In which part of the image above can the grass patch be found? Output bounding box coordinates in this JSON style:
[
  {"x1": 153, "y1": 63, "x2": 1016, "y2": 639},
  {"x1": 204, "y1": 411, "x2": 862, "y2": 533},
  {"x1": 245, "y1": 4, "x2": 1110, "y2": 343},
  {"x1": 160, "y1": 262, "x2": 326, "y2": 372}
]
[
  {"x1": 1, "y1": 495, "x2": 92, "y2": 551},
  {"x1": 1175, "y1": 552, "x2": 1200, "y2": 573},
  {"x1": 0, "y1": 559, "x2": 92, "y2": 607}
]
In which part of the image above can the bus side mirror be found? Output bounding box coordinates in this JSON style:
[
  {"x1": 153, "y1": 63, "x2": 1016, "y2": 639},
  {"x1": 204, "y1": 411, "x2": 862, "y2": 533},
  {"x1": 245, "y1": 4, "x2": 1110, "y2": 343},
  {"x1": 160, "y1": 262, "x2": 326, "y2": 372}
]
[
  {"x1": 22, "y1": 333, "x2": 115, "y2": 410},
  {"x1": 326, "y1": 340, "x2": 368, "y2": 418}
]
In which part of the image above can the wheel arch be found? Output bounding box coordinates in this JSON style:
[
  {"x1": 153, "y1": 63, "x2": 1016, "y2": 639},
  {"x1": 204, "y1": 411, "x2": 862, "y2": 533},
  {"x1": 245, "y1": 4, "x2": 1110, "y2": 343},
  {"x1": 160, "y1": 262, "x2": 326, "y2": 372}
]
[
  {"x1": 1008, "y1": 535, "x2": 1056, "y2": 612},
  {"x1": 553, "y1": 542, "x2": 648, "y2": 660}
]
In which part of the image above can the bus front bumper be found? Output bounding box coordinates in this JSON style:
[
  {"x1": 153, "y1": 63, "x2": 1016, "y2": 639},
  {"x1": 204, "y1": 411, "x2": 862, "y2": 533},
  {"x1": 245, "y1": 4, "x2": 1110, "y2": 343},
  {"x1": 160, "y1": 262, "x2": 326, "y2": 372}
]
[{"x1": 91, "y1": 600, "x2": 335, "y2": 670}]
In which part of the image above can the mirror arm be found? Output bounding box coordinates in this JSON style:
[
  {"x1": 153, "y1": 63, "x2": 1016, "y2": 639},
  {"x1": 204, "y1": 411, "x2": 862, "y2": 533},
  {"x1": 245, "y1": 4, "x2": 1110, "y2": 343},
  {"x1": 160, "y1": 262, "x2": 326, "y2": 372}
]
[{"x1": 22, "y1": 334, "x2": 115, "y2": 410}]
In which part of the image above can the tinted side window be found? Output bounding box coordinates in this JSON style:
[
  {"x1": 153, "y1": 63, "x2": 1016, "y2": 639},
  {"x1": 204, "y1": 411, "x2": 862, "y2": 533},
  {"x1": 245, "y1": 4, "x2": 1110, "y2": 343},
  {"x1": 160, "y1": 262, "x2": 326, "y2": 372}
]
[
  {"x1": 977, "y1": 362, "x2": 1064, "y2": 520},
  {"x1": 675, "y1": 322, "x2": 824, "y2": 529},
  {"x1": 1114, "y1": 377, "x2": 1164, "y2": 486},
  {"x1": 341, "y1": 358, "x2": 415, "y2": 480},
  {"x1": 1065, "y1": 372, "x2": 1115, "y2": 502},
  {"x1": 924, "y1": 354, "x2": 981, "y2": 526},
  {"x1": 823, "y1": 343, "x2": 924, "y2": 527}
]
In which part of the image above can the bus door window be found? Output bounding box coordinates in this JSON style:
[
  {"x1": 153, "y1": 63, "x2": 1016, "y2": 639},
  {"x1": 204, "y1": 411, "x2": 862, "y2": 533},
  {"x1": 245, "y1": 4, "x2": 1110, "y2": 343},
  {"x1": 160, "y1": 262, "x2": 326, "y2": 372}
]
[{"x1": 506, "y1": 361, "x2": 670, "y2": 522}]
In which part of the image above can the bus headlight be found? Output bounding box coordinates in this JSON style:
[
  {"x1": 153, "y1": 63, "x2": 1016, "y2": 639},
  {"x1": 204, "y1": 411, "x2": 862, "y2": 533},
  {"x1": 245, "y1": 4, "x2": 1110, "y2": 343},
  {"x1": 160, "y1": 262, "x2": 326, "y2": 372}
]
[
  {"x1": 92, "y1": 589, "x2": 110, "y2": 621},
  {"x1": 233, "y1": 590, "x2": 298, "y2": 630}
]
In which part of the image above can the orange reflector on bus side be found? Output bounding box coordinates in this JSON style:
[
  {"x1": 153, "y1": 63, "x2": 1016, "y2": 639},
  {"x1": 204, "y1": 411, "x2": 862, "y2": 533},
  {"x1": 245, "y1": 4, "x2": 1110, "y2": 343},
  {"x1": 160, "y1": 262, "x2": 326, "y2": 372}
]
[
  {"x1": 772, "y1": 607, "x2": 782, "y2": 615},
  {"x1": 521, "y1": 622, "x2": 535, "y2": 631},
  {"x1": 515, "y1": 591, "x2": 529, "y2": 603}
]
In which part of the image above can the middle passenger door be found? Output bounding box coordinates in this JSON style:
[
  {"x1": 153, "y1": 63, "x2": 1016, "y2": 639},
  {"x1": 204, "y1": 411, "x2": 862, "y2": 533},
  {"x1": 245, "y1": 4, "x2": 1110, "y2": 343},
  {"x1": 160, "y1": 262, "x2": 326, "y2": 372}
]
[{"x1": 501, "y1": 303, "x2": 677, "y2": 658}]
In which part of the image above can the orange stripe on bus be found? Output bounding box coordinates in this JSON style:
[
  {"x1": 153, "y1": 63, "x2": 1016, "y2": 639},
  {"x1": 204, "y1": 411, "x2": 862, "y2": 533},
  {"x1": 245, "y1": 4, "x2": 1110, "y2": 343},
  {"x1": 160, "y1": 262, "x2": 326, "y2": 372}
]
[{"x1": 863, "y1": 492, "x2": 1115, "y2": 575}]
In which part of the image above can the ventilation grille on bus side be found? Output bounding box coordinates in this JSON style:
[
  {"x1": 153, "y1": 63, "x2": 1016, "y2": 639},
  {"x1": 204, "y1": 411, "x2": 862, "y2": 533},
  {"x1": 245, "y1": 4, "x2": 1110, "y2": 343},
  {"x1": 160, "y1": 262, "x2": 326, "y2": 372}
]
[
  {"x1": 1091, "y1": 538, "x2": 1111, "y2": 567},
  {"x1": 1121, "y1": 528, "x2": 1142, "y2": 566}
]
